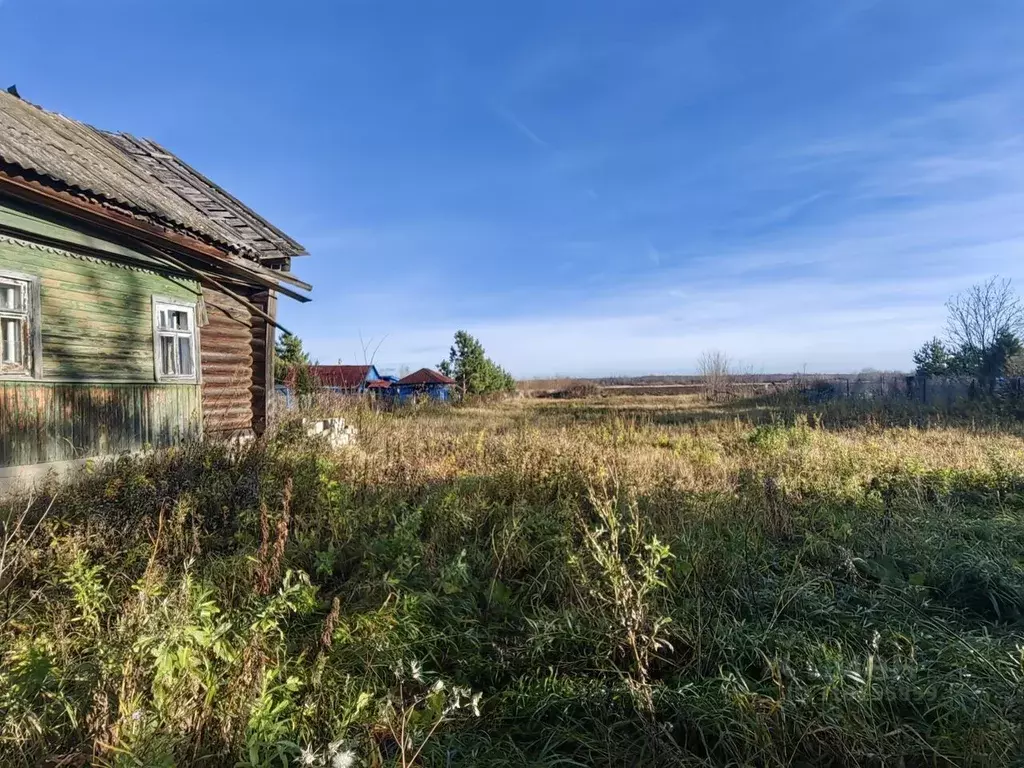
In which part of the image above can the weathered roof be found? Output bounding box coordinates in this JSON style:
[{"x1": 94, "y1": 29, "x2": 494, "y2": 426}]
[
  {"x1": 398, "y1": 368, "x2": 456, "y2": 386},
  {"x1": 308, "y1": 365, "x2": 378, "y2": 389},
  {"x1": 0, "y1": 90, "x2": 306, "y2": 262}
]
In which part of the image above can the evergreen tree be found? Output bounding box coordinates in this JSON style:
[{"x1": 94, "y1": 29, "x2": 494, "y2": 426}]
[
  {"x1": 274, "y1": 332, "x2": 316, "y2": 394},
  {"x1": 913, "y1": 278, "x2": 1024, "y2": 379},
  {"x1": 912, "y1": 337, "x2": 951, "y2": 376},
  {"x1": 946, "y1": 345, "x2": 982, "y2": 376},
  {"x1": 439, "y1": 331, "x2": 516, "y2": 397},
  {"x1": 980, "y1": 328, "x2": 1022, "y2": 378},
  {"x1": 937, "y1": 332, "x2": 1022, "y2": 378}
]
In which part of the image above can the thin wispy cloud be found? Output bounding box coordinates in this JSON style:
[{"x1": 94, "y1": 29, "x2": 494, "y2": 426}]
[
  {"x1": 491, "y1": 103, "x2": 550, "y2": 149},
  {"x1": 645, "y1": 239, "x2": 662, "y2": 266},
  {"x1": 311, "y1": 3, "x2": 1023, "y2": 375},
  {"x1": 742, "y1": 193, "x2": 828, "y2": 230},
  {"x1": 14, "y1": 0, "x2": 1015, "y2": 376},
  {"x1": 300, "y1": 85, "x2": 1024, "y2": 375}
]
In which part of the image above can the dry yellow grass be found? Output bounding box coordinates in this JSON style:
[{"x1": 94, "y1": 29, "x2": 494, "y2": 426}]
[
  {"x1": 4, "y1": 392, "x2": 1024, "y2": 765},
  {"x1": 347, "y1": 394, "x2": 1024, "y2": 496}
]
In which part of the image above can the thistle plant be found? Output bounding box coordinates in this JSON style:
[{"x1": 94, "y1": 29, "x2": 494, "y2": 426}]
[{"x1": 378, "y1": 660, "x2": 483, "y2": 768}]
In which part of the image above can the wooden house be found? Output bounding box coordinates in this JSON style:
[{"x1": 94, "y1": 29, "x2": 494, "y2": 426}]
[
  {"x1": 304, "y1": 365, "x2": 382, "y2": 394},
  {"x1": 0, "y1": 90, "x2": 310, "y2": 484},
  {"x1": 395, "y1": 368, "x2": 455, "y2": 403}
]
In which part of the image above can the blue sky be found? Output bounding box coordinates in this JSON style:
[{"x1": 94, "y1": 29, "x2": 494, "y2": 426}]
[{"x1": 3, "y1": 0, "x2": 1023, "y2": 376}]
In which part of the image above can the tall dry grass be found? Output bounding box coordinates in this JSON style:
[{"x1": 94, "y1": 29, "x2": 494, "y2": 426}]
[{"x1": 1, "y1": 394, "x2": 1023, "y2": 766}]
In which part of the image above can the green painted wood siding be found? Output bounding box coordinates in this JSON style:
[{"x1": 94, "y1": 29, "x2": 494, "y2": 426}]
[
  {"x1": 0, "y1": 202, "x2": 205, "y2": 468},
  {"x1": 0, "y1": 198, "x2": 175, "y2": 271},
  {"x1": 0, "y1": 236, "x2": 201, "y2": 381},
  {"x1": 0, "y1": 381, "x2": 200, "y2": 466}
]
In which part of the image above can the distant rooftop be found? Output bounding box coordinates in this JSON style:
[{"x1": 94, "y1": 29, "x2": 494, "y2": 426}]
[
  {"x1": 398, "y1": 368, "x2": 456, "y2": 386},
  {"x1": 307, "y1": 365, "x2": 377, "y2": 389}
]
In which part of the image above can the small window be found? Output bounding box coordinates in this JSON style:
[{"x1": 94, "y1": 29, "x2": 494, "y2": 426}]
[
  {"x1": 0, "y1": 272, "x2": 38, "y2": 377},
  {"x1": 153, "y1": 299, "x2": 197, "y2": 381}
]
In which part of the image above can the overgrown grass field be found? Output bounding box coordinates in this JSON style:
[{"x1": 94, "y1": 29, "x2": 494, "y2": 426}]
[{"x1": 2, "y1": 395, "x2": 1024, "y2": 766}]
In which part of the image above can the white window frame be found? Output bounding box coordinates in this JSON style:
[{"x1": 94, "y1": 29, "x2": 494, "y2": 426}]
[
  {"x1": 152, "y1": 296, "x2": 199, "y2": 383},
  {"x1": 0, "y1": 269, "x2": 41, "y2": 380}
]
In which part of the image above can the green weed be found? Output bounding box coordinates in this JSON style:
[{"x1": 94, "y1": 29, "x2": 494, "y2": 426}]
[{"x1": 0, "y1": 395, "x2": 1022, "y2": 765}]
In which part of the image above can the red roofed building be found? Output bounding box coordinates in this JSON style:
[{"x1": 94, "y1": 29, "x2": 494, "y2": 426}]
[
  {"x1": 397, "y1": 368, "x2": 456, "y2": 386},
  {"x1": 395, "y1": 368, "x2": 456, "y2": 403},
  {"x1": 287, "y1": 364, "x2": 381, "y2": 392}
]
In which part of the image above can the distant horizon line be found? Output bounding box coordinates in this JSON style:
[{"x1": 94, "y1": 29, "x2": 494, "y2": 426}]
[{"x1": 515, "y1": 369, "x2": 912, "y2": 381}]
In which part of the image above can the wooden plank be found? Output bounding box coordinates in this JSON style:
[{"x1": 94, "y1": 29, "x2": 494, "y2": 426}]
[
  {"x1": 1, "y1": 385, "x2": 9, "y2": 466},
  {"x1": 203, "y1": 374, "x2": 254, "y2": 386},
  {"x1": 251, "y1": 289, "x2": 274, "y2": 435},
  {"x1": 43, "y1": 330, "x2": 156, "y2": 351},
  {"x1": 43, "y1": 367, "x2": 155, "y2": 383},
  {"x1": 200, "y1": 286, "x2": 254, "y2": 435},
  {"x1": 36, "y1": 341, "x2": 154, "y2": 360},
  {"x1": 0, "y1": 245, "x2": 198, "y2": 301},
  {"x1": 42, "y1": 304, "x2": 155, "y2": 327},
  {"x1": 0, "y1": 381, "x2": 200, "y2": 468},
  {"x1": 37, "y1": 275, "x2": 197, "y2": 304},
  {"x1": 201, "y1": 362, "x2": 253, "y2": 376},
  {"x1": 197, "y1": 354, "x2": 251, "y2": 368}
]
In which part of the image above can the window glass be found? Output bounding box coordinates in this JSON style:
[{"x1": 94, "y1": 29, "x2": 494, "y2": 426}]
[
  {"x1": 177, "y1": 337, "x2": 194, "y2": 377},
  {"x1": 160, "y1": 335, "x2": 177, "y2": 376},
  {"x1": 0, "y1": 275, "x2": 32, "y2": 376},
  {"x1": 0, "y1": 282, "x2": 22, "y2": 311},
  {"x1": 154, "y1": 300, "x2": 197, "y2": 380},
  {"x1": 1, "y1": 317, "x2": 22, "y2": 364}
]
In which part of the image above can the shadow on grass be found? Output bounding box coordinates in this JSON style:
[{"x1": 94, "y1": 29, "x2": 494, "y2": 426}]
[{"x1": 6, "y1": 435, "x2": 1024, "y2": 766}]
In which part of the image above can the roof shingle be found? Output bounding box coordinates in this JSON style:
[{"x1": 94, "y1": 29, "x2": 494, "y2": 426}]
[{"x1": 0, "y1": 90, "x2": 306, "y2": 261}]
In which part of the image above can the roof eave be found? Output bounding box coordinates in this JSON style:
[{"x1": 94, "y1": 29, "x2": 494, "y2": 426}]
[{"x1": 0, "y1": 169, "x2": 311, "y2": 302}]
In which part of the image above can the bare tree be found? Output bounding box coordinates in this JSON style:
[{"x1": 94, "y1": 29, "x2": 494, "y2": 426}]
[
  {"x1": 357, "y1": 329, "x2": 389, "y2": 367},
  {"x1": 697, "y1": 349, "x2": 731, "y2": 400},
  {"x1": 945, "y1": 276, "x2": 1024, "y2": 354}
]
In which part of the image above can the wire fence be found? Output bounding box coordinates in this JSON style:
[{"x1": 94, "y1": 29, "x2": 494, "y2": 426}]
[{"x1": 799, "y1": 375, "x2": 1024, "y2": 405}]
